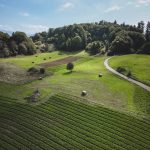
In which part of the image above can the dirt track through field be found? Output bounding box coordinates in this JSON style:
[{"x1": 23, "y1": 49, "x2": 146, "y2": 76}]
[{"x1": 40, "y1": 56, "x2": 80, "y2": 68}]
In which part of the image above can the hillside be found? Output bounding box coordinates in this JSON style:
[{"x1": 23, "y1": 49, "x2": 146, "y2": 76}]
[
  {"x1": 109, "y1": 54, "x2": 150, "y2": 86},
  {"x1": 32, "y1": 20, "x2": 150, "y2": 55},
  {"x1": 1, "y1": 0, "x2": 150, "y2": 149},
  {"x1": 1, "y1": 21, "x2": 150, "y2": 58},
  {"x1": 0, "y1": 51, "x2": 150, "y2": 150},
  {"x1": 0, "y1": 51, "x2": 150, "y2": 117}
]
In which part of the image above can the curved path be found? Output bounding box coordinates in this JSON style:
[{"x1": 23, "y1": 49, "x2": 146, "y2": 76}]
[{"x1": 104, "y1": 57, "x2": 150, "y2": 92}]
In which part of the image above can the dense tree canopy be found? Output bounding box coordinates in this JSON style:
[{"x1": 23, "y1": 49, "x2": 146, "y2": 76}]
[
  {"x1": 139, "y1": 42, "x2": 150, "y2": 54},
  {"x1": 145, "y1": 22, "x2": 150, "y2": 42},
  {"x1": 110, "y1": 32, "x2": 133, "y2": 54},
  {"x1": 86, "y1": 41, "x2": 104, "y2": 55},
  {"x1": 1, "y1": 20, "x2": 149, "y2": 58},
  {"x1": 0, "y1": 31, "x2": 36, "y2": 57},
  {"x1": 32, "y1": 20, "x2": 149, "y2": 55}
]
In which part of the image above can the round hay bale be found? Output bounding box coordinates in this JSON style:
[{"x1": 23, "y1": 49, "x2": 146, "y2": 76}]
[
  {"x1": 99, "y1": 73, "x2": 103, "y2": 77},
  {"x1": 38, "y1": 77, "x2": 43, "y2": 80},
  {"x1": 81, "y1": 91, "x2": 87, "y2": 96}
]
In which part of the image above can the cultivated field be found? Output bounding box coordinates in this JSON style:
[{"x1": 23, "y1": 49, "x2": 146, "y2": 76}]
[
  {"x1": 40, "y1": 56, "x2": 80, "y2": 68},
  {"x1": 0, "y1": 93, "x2": 150, "y2": 150},
  {"x1": 0, "y1": 51, "x2": 150, "y2": 149}
]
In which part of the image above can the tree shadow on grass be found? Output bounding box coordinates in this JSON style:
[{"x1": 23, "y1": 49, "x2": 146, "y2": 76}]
[{"x1": 63, "y1": 71, "x2": 75, "y2": 75}]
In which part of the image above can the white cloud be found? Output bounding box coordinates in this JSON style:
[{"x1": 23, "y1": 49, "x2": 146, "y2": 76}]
[
  {"x1": 0, "y1": 25, "x2": 13, "y2": 31},
  {"x1": 59, "y1": 2, "x2": 74, "y2": 11},
  {"x1": 136, "y1": 0, "x2": 150, "y2": 4},
  {"x1": 127, "y1": 1, "x2": 133, "y2": 5},
  {"x1": 0, "y1": 24, "x2": 48, "y2": 34},
  {"x1": 104, "y1": 5, "x2": 122, "y2": 13},
  {"x1": 127, "y1": 0, "x2": 150, "y2": 7},
  {"x1": 19, "y1": 12, "x2": 30, "y2": 17},
  {"x1": 20, "y1": 25, "x2": 48, "y2": 33},
  {"x1": 135, "y1": 4, "x2": 141, "y2": 7}
]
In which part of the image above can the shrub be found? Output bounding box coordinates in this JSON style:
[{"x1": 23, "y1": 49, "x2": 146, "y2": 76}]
[
  {"x1": 110, "y1": 35, "x2": 132, "y2": 54},
  {"x1": 66, "y1": 62, "x2": 74, "y2": 72},
  {"x1": 40, "y1": 68, "x2": 45, "y2": 74},
  {"x1": 0, "y1": 47, "x2": 10, "y2": 58},
  {"x1": 138, "y1": 42, "x2": 150, "y2": 54},
  {"x1": 127, "y1": 71, "x2": 132, "y2": 77},
  {"x1": 28, "y1": 67, "x2": 39, "y2": 74},
  {"x1": 86, "y1": 41, "x2": 103, "y2": 55},
  {"x1": 18, "y1": 43, "x2": 28, "y2": 55},
  {"x1": 107, "y1": 50, "x2": 114, "y2": 56},
  {"x1": 116, "y1": 67, "x2": 126, "y2": 73}
]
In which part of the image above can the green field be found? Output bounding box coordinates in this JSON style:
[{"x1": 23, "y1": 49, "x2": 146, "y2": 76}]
[
  {"x1": 0, "y1": 51, "x2": 69, "y2": 68},
  {"x1": 0, "y1": 93, "x2": 150, "y2": 150},
  {"x1": 0, "y1": 51, "x2": 150, "y2": 149},
  {"x1": 109, "y1": 54, "x2": 150, "y2": 86},
  {"x1": 0, "y1": 52, "x2": 150, "y2": 116}
]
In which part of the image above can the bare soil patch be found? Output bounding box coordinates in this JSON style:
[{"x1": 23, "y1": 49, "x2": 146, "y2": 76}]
[
  {"x1": 0, "y1": 62, "x2": 51, "y2": 85},
  {"x1": 40, "y1": 56, "x2": 80, "y2": 68}
]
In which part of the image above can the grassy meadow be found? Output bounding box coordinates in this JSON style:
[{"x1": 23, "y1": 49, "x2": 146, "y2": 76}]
[
  {"x1": 0, "y1": 51, "x2": 69, "y2": 68},
  {"x1": 109, "y1": 54, "x2": 150, "y2": 86},
  {"x1": 0, "y1": 51, "x2": 150, "y2": 117},
  {"x1": 0, "y1": 51, "x2": 150, "y2": 149}
]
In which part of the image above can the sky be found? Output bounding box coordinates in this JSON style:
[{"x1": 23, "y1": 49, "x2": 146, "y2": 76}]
[{"x1": 0, "y1": 0, "x2": 150, "y2": 34}]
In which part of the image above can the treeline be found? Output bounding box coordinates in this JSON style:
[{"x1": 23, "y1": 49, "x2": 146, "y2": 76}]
[
  {"x1": 0, "y1": 20, "x2": 150, "y2": 58},
  {"x1": 32, "y1": 20, "x2": 150, "y2": 55},
  {"x1": 0, "y1": 32, "x2": 35, "y2": 58}
]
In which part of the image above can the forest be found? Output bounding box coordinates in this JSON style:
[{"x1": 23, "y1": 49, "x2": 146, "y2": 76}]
[{"x1": 0, "y1": 20, "x2": 150, "y2": 58}]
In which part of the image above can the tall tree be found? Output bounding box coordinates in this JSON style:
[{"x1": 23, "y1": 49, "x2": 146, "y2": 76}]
[
  {"x1": 145, "y1": 22, "x2": 150, "y2": 41},
  {"x1": 114, "y1": 20, "x2": 117, "y2": 24},
  {"x1": 137, "y1": 21, "x2": 145, "y2": 33}
]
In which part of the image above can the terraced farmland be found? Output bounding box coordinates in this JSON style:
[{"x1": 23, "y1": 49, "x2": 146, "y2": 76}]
[{"x1": 0, "y1": 93, "x2": 150, "y2": 150}]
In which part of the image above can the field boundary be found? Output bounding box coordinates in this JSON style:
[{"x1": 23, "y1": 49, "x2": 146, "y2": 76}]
[
  {"x1": 104, "y1": 57, "x2": 150, "y2": 92},
  {"x1": 40, "y1": 56, "x2": 80, "y2": 68}
]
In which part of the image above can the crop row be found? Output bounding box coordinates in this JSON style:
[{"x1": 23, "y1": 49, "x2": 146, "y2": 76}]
[
  {"x1": 0, "y1": 133, "x2": 17, "y2": 150},
  {"x1": 40, "y1": 97, "x2": 150, "y2": 149},
  {"x1": 1, "y1": 99, "x2": 123, "y2": 149},
  {"x1": 0, "y1": 104, "x2": 101, "y2": 150},
  {"x1": 0, "y1": 114, "x2": 85, "y2": 150},
  {"x1": 53, "y1": 93, "x2": 150, "y2": 131},
  {"x1": 0, "y1": 125, "x2": 40, "y2": 150},
  {"x1": 43, "y1": 95, "x2": 150, "y2": 141},
  {"x1": 51, "y1": 95, "x2": 150, "y2": 137},
  {"x1": 0, "y1": 101, "x2": 146, "y2": 149},
  {"x1": 0, "y1": 99, "x2": 123, "y2": 149},
  {"x1": 0, "y1": 95, "x2": 150, "y2": 150}
]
